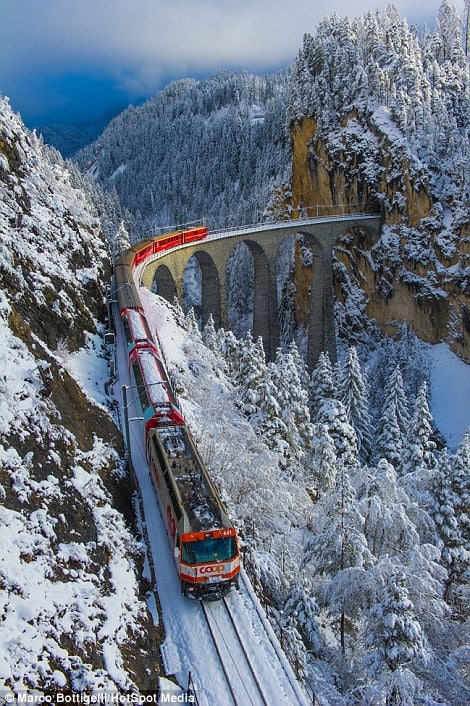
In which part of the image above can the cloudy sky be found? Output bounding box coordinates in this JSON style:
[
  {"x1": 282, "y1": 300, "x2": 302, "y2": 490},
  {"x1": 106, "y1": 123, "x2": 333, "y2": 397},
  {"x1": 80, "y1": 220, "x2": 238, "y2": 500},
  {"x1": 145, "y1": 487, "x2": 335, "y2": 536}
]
[{"x1": 1, "y1": 0, "x2": 465, "y2": 127}]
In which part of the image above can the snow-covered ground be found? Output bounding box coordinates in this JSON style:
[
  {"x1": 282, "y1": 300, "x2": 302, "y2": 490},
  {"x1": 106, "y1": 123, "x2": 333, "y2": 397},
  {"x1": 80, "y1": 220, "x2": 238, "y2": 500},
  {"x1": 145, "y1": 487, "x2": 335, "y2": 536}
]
[
  {"x1": 56, "y1": 329, "x2": 110, "y2": 407},
  {"x1": 0, "y1": 96, "x2": 158, "y2": 693},
  {"x1": 428, "y1": 343, "x2": 470, "y2": 450}
]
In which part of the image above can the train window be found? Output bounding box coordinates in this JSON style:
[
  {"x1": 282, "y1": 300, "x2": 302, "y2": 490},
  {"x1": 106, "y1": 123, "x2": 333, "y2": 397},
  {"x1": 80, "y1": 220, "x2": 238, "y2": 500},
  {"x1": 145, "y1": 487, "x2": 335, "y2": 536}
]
[
  {"x1": 122, "y1": 317, "x2": 132, "y2": 345},
  {"x1": 150, "y1": 435, "x2": 182, "y2": 521},
  {"x1": 181, "y1": 537, "x2": 236, "y2": 564},
  {"x1": 164, "y1": 470, "x2": 182, "y2": 521},
  {"x1": 131, "y1": 361, "x2": 150, "y2": 410},
  {"x1": 152, "y1": 435, "x2": 167, "y2": 471}
]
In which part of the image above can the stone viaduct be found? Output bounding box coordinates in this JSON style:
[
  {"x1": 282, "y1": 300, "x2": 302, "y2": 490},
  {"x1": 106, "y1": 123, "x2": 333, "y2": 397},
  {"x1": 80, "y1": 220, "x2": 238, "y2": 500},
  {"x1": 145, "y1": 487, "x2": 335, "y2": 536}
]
[{"x1": 139, "y1": 215, "x2": 381, "y2": 369}]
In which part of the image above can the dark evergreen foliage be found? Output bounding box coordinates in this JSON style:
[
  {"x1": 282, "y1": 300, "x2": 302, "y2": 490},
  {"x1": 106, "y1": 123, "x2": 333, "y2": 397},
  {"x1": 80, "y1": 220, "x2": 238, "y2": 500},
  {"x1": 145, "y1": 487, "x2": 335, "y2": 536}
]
[{"x1": 75, "y1": 71, "x2": 291, "y2": 232}]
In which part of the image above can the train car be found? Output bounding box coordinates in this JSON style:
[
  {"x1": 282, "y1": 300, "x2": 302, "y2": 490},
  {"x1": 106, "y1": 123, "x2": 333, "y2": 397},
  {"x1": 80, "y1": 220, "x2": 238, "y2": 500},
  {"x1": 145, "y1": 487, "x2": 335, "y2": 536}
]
[
  {"x1": 114, "y1": 261, "x2": 142, "y2": 312},
  {"x1": 131, "y1": 226, "x2": 209, "y2": 266},
  {"x1": 129, "y1": 345, "x2": 185, "y2": 434},
  {"x1": 120, "y1": 306, "x2": 155, "y2": 351},
  {"x1": 181, "y1": 225, "x2": 208, "y2": 244},
  {"x1": 154, "y1": 231, "x2": 184, "y2": 254},
  {"x1": 147, "y1": 424, "x2": 240, "y2": 601},
  {"x1": 132, "y1": 238, "x2": 159, "y2": 267},
  {"x1": 114, "y1": 254, "x2": 176, "y2": 400}
]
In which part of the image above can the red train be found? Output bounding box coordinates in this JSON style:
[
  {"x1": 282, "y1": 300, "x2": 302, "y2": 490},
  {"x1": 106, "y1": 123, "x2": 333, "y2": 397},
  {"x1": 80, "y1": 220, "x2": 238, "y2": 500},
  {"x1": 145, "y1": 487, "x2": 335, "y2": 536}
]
[
  {"x1": 130, "y1": 226, "x2": 208, "y2": 267},
  {"x1": 114, "y1": 226, "x2": 240, "y2": 600}
]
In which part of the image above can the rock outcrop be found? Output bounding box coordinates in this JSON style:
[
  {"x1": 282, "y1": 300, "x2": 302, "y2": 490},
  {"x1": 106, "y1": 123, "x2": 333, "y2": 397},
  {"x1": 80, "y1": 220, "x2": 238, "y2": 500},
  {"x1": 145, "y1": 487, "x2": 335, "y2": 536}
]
[{"x1": 290, "y1": 113, "x2": 469, "y2": 361}]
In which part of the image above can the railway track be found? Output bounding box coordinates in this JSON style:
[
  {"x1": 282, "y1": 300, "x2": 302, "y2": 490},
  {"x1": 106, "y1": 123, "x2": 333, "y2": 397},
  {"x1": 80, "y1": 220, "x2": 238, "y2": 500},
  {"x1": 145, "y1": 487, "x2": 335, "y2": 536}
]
[
  {"x1": 199, "y1": 582, "x2": 308, "y2": 706},
  {"x1": 201, "y1": 597, "x2": 270, "y2": 706}
]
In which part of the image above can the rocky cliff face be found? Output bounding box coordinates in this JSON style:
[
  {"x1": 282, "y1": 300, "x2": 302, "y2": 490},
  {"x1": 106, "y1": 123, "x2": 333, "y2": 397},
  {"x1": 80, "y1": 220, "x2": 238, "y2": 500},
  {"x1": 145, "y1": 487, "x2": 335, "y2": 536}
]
[
  {"x1": 0, "y1": 98, "x2": 159, "y2": 693},
  {"x1": 290, "y1": 113, "x2": 469, "y2": 361}
]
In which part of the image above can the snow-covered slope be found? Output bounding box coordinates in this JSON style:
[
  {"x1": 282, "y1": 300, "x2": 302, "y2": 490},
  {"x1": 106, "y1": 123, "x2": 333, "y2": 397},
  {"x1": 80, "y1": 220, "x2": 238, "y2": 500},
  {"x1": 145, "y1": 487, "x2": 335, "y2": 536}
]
[{"x1": 0, "y1": 98, "x2": 158, "y2": 693}]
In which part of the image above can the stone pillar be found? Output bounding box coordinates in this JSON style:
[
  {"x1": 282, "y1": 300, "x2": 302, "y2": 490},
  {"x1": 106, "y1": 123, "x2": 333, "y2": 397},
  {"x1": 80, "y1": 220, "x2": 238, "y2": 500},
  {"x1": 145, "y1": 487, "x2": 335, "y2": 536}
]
[
  {"x1": 306, "y1": 247, "x2": 325, "y2": 371},
  {"x1": 303, "y1": 229, "x2": 336, "y2": 371},
  {"x1": 252, "y1": 252, "x2": 279, "y2": 361},
  {"x1": 198, "y1": 253, "x2": 222, "y2": 329},
  {"x1": 321, "y1": 247, "x2": 337, "y2": 364}
]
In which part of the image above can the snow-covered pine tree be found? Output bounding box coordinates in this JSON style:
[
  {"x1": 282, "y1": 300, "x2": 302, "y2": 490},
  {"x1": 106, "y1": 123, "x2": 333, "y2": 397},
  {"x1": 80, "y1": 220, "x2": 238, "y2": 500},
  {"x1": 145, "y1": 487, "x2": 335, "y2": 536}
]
[
  {"x1": 112, "y1": 221, "x2": 131, "y2": 259},
  {"x1": 215, "y1": 326, "x2": 227, "y2": 355},
  {"x1": 436, "y1": 0, "x2": 468, "y2": 71},
  {"x1": 355, "y1": 459, "x2": 420, "y2": 559},
  {"x1": 365, "y1": 564, "x2": 427, "y2": 675},
  {"x1": 279, "y1": 613, "x2": 309, "y2": 681},
  {"x1": 308, "y1": 351, "x2": 336, "y2": 422},
  {"x1": 338, "y1": 347, "x2": 373, "y2": 464},
  {"x1": 216, "y1": 328, "x2": 240, "y2": 377},
  {"x1": 251, "y1": 362, "x2": 290, "y2": 457},
  {"x1": 184, "y1": 307, "x2": 201, "y2": 337},
  {"x1": 245, "y1": 545, "x2": 289, "y2": 609},
  {"x1": 388, "y1": 364, "x2": 410, "y2": 436},
  {"x1": 375, "y1": 406, "x2": 404, "y2": 469},
  {"x1": 237, "y1": 332, "x2": 266, "y2": 418},
  {"x1": 202, "y1": 313, "x2": 217, "y2": 351},
  {"x1": 283, "y1": 350, "x2": 314, "y2": 453},
  {"x1": 283, "y1": 576, "x2": 322, "y2": 654},
  {"x1": 305, "y1": 461, "x2": 372, "y2": 652},
  {"x1": 279, "y1": 276, "x2": 297, "y2": 349},
  {"x1": 316, "y1": 397, "x2": 359, "y2": 470},
  {"x1": 375, "y1": 365, "x2": 410, "y2": 466},
  {"x1": 234, "y1": 329, "x2": 255, "y2": 383},
  {"x1": 305, "y1": 461, "x2": 370, "y2": 576},
  {"x1": 271, "y1": 348, "x2": 313, "y2": 460},
  {"x1": 429, "y1": 451, "x2": 469, "y2": 603},
  {"x1": 254, "y1": 334, "x2": 265, "y2": 363},
  {"x1": 227, "y1": 243, "x2": 254, "y2": 337},
  {"x1": 287, "y1": 339, "x2": 309, "y2": 391},
  {"x1": 395, "y1": 325, "x2": 430, "y2": 400},
  {"x1": 171, "y1": 296, "x2": 185, "y2": 326},
  {"x1": 310, "y1": 423, "x2": 337, "y2": 496},
  {"x1": 401, "y1": 381, "x2": 437, "y2": 476},
  {"x1": 446, "y1": 429, "x2": 470, "y2": 612},
  {"x1": 451, "y1": 429, "x2": 470, "y2": 544}
]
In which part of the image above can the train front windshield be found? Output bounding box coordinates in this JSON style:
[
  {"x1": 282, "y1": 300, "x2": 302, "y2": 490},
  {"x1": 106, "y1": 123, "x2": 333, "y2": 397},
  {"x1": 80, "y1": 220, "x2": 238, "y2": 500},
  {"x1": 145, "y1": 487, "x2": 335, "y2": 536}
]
[{"x1": 181, "y1": 537, "x2": 237, "y2": 564}]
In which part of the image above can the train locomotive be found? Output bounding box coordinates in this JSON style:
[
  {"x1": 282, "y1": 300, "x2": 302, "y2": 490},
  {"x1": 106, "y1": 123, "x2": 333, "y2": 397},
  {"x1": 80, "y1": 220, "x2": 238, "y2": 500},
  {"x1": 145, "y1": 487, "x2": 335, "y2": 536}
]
[{"x1": 114, "y1": 226, "x2": 240, "y2": 601}]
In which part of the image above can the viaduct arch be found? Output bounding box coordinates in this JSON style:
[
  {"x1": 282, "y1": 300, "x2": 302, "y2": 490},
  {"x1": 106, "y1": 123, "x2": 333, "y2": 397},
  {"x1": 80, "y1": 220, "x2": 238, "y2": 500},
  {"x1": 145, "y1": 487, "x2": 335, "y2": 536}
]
[{"x1": 142, "y1": 215, "x2": 381, "y2": 369}]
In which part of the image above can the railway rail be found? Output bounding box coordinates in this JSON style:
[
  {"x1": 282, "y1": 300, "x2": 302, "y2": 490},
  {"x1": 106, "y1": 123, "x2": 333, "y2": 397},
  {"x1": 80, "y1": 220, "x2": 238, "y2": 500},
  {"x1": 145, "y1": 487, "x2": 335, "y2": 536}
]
[
  {"x1": 199, "y1": 583, "x2": 308, "y2": 706},
  {"x1": 201, "y1": 598, "x2": 269, "y2": 706}
]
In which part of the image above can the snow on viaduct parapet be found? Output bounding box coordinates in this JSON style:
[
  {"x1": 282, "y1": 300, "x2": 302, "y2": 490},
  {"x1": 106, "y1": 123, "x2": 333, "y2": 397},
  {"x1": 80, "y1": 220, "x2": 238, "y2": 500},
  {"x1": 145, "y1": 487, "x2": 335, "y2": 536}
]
[{"x1": 140, "y1": 215, "x2": 382, "y2": 369}]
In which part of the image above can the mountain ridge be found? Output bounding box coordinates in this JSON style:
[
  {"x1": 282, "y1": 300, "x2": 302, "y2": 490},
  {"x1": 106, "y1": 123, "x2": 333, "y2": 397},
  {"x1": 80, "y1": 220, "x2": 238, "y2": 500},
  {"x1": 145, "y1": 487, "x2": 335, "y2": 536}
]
[{"x1": 0, "y1": 96, "x2": 160, "y2": 691}]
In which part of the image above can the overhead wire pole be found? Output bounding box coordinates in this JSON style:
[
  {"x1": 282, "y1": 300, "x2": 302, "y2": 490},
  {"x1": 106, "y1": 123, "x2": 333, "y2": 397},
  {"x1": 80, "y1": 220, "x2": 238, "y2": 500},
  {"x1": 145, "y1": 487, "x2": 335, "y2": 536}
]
[
  {"x1": 121, "y1": 383, "x2": 140, "y2": 491},
  {"x1": 121, "y1": 384, "x2": 132, "y2": 457},
  {"x1": 120, "y1": 382, "x2": 153, "y2": 488}
]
